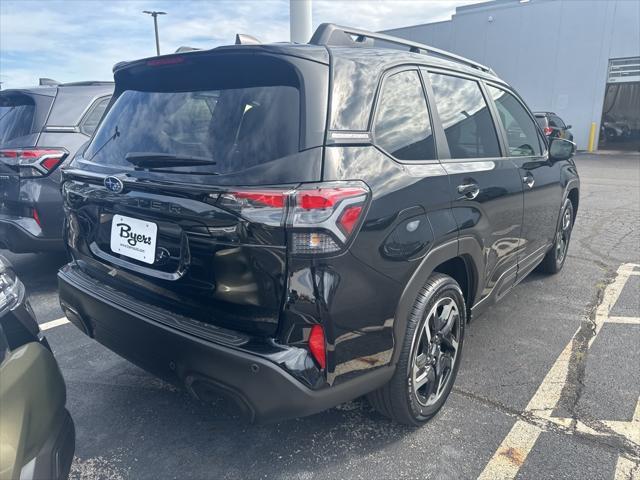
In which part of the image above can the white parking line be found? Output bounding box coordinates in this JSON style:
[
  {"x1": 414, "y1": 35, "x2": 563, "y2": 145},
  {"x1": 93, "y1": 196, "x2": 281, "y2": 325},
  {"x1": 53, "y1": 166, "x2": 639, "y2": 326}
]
[
  {"x1": 614, "y1": 456, "x2": 639, "y2": 480},
  {"x1": 607, "y1": 316, "x2": 640, "y2": 325},
  {"x1": 40, "y1": 316, "x2": 70, "y2": 331},
  {"x1": 478, "y1": 263, "x2": 640, "y2": 480}
]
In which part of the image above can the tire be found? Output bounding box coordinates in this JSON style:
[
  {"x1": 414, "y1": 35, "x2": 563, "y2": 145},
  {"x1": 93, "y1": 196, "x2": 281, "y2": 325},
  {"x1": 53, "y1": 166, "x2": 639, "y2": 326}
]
[
  {"x1": 368, "y1": 273, "x2": 466, "y2": 425},
  {"x1": 538, "y1": 198, "x2": 574, "y2": 274}
]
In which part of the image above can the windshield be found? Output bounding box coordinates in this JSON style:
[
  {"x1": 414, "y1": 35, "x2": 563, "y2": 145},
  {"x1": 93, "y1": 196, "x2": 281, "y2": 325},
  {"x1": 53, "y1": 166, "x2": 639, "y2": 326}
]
[
  {"x1": 0, "y1": 94, "x2": 36, "y2": 145},
  {"x1": 83, "y1": 85, "x2": 300, "y2": 175}
]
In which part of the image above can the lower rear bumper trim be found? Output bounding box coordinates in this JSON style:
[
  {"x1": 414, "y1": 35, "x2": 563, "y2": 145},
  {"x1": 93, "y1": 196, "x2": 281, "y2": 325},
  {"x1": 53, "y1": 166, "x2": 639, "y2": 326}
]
[{"x1": 58, "y1": 265, "x2": 394, "y2": 422}]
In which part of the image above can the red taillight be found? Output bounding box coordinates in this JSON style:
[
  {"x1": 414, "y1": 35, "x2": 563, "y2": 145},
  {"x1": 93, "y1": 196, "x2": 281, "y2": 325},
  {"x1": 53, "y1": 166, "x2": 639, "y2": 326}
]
[
  {"x1": 233, "y1": 191, "x2": 286, "y2": 208},
  {"x1": 32, "y1": 208, "x2": 41, "y2": 227},
  {"x1": 290, "y1": 183, "x2": 369, "y2": 255},
  {"x1": 543, "y1": 126, "x2": 553, "y2": 136},
  {"x1": 298, "y1": 187, "x2": 368, "y2": 210},
  {"x1": 216, "y1": 182, "x2": 370, "y2": 256},
  {"x1": 0, "y1": 148, "x2": 68, "y2": 177},
  {"x1": 338, "y1": 205, "x2": 363, "y2": 235},
  {"x1": 41, "y1": 156, "x2": 64, "y2": 171},
  {"x1": 308, "y1": 324, "x2": 326, "y2": 369}
]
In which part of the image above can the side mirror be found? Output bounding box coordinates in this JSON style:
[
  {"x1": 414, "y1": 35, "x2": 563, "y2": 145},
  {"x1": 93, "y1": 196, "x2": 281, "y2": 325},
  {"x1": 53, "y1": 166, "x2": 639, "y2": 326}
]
[
  {"x1": 549, "y1": 137, "x2": 575, "y2": 161},
  {"x1": 565, "y1": 124, "x2": 572, "y2": 129}
]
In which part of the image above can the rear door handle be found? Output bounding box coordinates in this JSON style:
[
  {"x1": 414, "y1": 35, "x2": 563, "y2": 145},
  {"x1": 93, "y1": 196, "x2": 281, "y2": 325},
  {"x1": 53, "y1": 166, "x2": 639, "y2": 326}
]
[
  {"x1": 457, "y1": 183, "x2": 480, "y2": 200},
  {"x1": 523, "y1": 173, "x2": 535, "y2": 188}
]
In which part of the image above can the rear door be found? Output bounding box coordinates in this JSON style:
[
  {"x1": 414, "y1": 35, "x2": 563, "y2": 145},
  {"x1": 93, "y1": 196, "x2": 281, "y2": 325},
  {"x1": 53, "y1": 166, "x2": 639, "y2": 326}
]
[
  {"x1": 63, "y1": 52, "x2": 328, "y2": 336},
  {"x1": 424, "y1": 70, "x2": 524, "y2": 302},
  {"x1": 486, "y1": 85, "x2": 563, "y2": 277}
]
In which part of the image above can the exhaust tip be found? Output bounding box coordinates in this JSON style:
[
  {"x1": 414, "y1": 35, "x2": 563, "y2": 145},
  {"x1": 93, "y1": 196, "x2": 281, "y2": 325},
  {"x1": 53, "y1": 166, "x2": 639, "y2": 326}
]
[
  {"x1": 185, "y1": 374, "x2": 256, "y2": 423},
  {"x1": 60, "y1": 304, "x2": 92, "y2": 337}
]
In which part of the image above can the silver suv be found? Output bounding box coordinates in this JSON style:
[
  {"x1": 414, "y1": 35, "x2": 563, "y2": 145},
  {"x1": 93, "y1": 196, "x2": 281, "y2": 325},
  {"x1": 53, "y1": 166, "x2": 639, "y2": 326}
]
[{"x1": 0, "y1": 80, "x2": 113, "y2": 252}]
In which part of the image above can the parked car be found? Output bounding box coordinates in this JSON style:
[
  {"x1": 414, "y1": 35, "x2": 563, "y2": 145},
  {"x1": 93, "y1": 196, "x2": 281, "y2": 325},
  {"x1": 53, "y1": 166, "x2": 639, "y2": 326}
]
[
  {"x1": 0, "y1": 80, "x2": 113, "y2": 253},
  {"x1": 57, "y1": 24, "x2": 579, "y2": 425},
  {"x1": 600, "y1": 114, "x2": 632, "y2": 142},
  {"x1": 0, "y1": 254, "x2": 74, "y2": 479},
  {"x1": 534, "y1": 111, "x2": 574, "y2": 141}
]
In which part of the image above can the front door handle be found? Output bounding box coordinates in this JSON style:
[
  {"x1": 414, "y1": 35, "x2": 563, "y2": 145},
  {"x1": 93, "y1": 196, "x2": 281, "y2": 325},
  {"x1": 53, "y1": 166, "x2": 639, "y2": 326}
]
[
  {"x1": 457, "y1": 183, "x2": 480, "y2": 200},
  {"x1": 523, "y1": 172, "x2": 535, "y2": 188}
]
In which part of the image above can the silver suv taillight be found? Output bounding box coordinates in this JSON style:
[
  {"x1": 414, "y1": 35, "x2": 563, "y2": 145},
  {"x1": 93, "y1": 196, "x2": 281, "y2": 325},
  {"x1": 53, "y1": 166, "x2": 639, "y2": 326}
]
[
  {"x1": 215, "y1": 181, "x2": 371, "y2": 255},
  {"x1": 0, "y1": 148, "x2": 68, "y2": 178}
]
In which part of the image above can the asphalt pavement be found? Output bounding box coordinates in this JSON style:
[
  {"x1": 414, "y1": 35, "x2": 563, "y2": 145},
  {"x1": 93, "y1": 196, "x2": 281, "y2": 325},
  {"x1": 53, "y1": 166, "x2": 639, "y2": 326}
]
[{"x1": 3, "y1": 152, "x2": 639, "y2": 480}]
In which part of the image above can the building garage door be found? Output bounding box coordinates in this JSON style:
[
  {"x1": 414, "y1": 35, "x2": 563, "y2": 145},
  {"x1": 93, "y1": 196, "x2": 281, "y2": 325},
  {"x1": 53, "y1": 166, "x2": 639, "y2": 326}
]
[{"x1": 600, "y1": 57, "x2": 640, "y2": 152}]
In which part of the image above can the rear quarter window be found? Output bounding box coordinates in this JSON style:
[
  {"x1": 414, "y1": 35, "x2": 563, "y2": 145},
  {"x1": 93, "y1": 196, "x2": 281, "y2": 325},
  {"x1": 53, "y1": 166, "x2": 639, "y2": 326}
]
[
  {"x1": 0, "y1": 94, "x2": 36, "y2": 144},
  {"x1": 373, "y1": 70, "x2": 436, "y2": 161},
  {"x1": 80, "y1": 96, "x2": 111, "y2": 136}
]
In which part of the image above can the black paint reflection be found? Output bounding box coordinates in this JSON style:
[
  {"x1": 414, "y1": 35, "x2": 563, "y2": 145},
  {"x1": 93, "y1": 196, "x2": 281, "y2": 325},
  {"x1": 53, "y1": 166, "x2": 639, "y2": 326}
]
[
  {"x1": 373, "y1": 71, "x2": 436, "y2": 161},
  {"x1": 428, "y1": 72, "x2": 500, "y2": 159}
]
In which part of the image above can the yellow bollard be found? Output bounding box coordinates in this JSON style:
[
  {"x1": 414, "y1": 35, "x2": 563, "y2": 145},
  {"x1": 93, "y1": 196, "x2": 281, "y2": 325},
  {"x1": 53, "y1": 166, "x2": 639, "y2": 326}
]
[{"x1": 587, "y1": 122, "x2": 597, "y2": 152}]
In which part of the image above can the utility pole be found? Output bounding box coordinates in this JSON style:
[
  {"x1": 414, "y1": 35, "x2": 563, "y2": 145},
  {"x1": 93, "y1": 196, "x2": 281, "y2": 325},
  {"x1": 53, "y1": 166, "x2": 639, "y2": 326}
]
[
  {"x1": 290, "y1": 0, "x2": 312, "y2": 43},
  {"x1": 142, "y1": 10, "x2": 166, "y2": 56}
]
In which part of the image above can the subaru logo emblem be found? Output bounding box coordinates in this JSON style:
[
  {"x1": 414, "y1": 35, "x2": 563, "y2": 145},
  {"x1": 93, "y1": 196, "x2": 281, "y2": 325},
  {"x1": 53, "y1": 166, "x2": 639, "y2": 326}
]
[{"x1": 104, "y1": 176, "x2": 124, "y2": 194}]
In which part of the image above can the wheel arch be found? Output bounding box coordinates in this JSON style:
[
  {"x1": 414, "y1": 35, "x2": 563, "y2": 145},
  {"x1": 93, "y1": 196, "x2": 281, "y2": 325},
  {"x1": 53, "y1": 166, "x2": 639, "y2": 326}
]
[
  {"x1": 567, "y1": 187, "x2": 579, "y2": 221},
  {"x1": 392, "y1": 238, "x2": 483, "y2": 365},
  {"x1": 433, "y1": 256, "x2": 476, "y2": 316}
]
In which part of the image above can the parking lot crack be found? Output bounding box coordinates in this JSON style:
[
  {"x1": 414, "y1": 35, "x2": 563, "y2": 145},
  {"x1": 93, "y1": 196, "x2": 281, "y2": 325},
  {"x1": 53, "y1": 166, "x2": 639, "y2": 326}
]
[
  {"x1": 453, "y1": 387, "x2": 640, "y2": 460},
  {"x1": 554, "y1": 272, "x2": 611, "y2": 420}
]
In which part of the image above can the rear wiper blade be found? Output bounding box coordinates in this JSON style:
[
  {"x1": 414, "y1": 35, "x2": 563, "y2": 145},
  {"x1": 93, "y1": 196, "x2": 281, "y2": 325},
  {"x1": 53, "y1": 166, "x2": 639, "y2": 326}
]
[{"x1": 125, "y1": 152, "x2": 218, "y2": 169}]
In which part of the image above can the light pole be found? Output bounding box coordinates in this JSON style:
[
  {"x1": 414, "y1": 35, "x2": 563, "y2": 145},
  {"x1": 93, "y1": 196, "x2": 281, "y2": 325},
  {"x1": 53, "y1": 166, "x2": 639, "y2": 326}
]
[
  {"x1": 290, "y1": 0, "x2": 312, "y2": 43},
  {"x1": 142, "y1": 10, "x2": 166, "y2": 56}
]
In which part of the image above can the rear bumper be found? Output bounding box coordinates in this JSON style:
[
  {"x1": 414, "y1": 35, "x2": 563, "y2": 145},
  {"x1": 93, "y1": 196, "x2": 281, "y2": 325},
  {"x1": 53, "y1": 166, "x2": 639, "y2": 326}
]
[
  {"x1": 0, "y1": 214, "x2": 62, "y2": 252},
  {"x1": 58, "y1": 264, "x2": 392, "y2": 423}
]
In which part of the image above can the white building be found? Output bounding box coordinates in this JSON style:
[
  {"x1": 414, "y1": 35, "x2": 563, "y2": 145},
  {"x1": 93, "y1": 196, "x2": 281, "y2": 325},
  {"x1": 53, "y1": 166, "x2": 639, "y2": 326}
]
[{"x1": 385, "y1": 0, "x2": 640, "y2": 151}]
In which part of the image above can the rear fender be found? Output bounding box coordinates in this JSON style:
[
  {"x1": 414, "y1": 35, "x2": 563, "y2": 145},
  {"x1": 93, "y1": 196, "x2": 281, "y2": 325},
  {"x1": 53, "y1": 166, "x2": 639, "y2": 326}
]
[{"x1": 391, "y1": 236, "x2": 484, "y2": 365}]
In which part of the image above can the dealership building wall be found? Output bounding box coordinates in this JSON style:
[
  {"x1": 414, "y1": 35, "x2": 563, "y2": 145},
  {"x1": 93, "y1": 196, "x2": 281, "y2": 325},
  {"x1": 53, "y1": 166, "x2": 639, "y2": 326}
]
[{"x1": 385, "y1": 0, "x2": 640, "y2": 150}]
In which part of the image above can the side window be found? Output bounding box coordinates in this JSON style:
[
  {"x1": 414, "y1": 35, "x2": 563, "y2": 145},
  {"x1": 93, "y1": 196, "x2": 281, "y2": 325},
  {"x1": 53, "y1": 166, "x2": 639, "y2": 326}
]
[
  {"x1": 427, "y1": 72, "x2": 501, "y2": 159},
  {"x1": 80, "y1": 96, "x2": 111, "y2": 136},
  {"x1": 487, "y1": 86, "x2": 542, "y2": 157},
  {"x1": 373, "y1": 70, "x2": 436, "y2": 161}
]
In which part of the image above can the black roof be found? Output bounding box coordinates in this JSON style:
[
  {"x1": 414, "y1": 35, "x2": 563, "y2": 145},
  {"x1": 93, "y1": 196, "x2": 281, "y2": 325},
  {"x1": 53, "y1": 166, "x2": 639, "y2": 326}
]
[{"x1": 113, "y1": 24, "x2": 503, "y2": 83}]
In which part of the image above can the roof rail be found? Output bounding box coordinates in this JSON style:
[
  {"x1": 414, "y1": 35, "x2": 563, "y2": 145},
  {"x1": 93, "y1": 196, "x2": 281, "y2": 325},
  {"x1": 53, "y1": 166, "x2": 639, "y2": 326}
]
[
  {"x1": 59, "y1": 81, "x2": 114, "y2": 87},
  {"x1": 235, "y1": 33, "x2": 261, "y2": 45},
  {"x1": 39, "y1": 78, "x2": 60, "y2": 86},
  {"x1": 309, "y1": 23, "x2": 493, "y2": 74},
  {"x1": 175, "y1": 46, "x2": 200, "y2": 53}
]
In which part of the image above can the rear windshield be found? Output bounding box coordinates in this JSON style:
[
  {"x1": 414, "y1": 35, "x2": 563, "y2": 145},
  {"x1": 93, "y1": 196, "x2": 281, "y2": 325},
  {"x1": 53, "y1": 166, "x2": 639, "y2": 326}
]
[
  {"x1": 535, "y1": 115, "x2": 547, "y2": 128},
  {"x1": 83, "y1": 57, "x2": 301, "y2": 176},
  {"x1": 0, "y1": 94, "x2": 35, "y2": 144}
]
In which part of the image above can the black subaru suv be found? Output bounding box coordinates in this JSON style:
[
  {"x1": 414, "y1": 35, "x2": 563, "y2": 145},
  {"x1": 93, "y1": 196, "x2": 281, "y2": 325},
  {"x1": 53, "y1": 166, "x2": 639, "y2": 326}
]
[
  {"x1": 0, "y1": 81, "x2": 113, "y2": 253},
  {"x1": 58, "y1": 24, "x2": 579, "y2": 425}
]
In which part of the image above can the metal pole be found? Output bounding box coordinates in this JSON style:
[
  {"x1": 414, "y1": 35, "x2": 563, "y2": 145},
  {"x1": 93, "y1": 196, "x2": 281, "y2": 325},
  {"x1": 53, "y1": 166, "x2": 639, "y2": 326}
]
[
  {"x1": 153, "y1": 15, "x2": 160, "y2": 56},
  {"x1": 143, "y1": 11, "x2": 166, "y2": 56},
  {"x1": 290, "y1": 0, "x2": 312, "y2": 43}
]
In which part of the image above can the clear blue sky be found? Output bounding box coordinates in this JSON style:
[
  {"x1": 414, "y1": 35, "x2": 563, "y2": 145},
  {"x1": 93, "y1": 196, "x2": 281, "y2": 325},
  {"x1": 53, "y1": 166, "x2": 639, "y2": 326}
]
[{"x1": 0, "y1": 0, "x2": 482, "y2": 89}]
